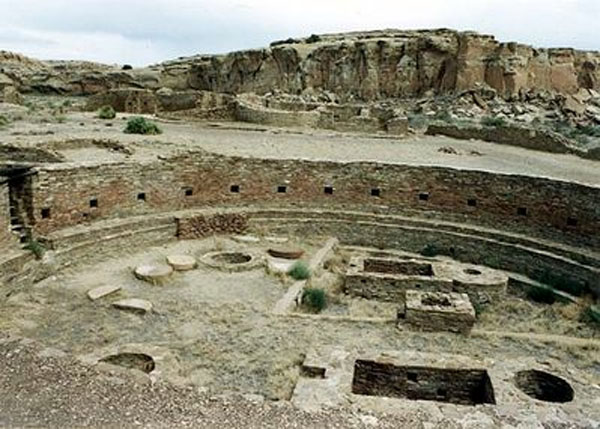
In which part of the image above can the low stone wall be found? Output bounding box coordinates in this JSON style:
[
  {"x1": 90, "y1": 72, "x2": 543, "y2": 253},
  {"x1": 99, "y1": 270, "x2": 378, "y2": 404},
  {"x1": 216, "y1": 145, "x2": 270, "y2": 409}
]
[
  {"x1": 426, "y1": 123, "x2": 579, "y2": 155},
  {"x1": 176, "y1": 212, "x2": 248, "y2": 239},
  {"x1": 345, "y1": 255, "x2": 507, "y2": 304},
  {"x1": 351, "y1": 359, "x2": 495, "y2": 405},
  {"x1": 252, "y1": 212, "x2": 598, "y2": 297},
  {"x1": 404, "y1": 291, "x2": 476, "y2": 334},
  {"x1": 235, "y1": 96, "x2": 321, "y2": 128},
  {"x1": 86, "y1": 88, "x2": 158, "y2": 114}
]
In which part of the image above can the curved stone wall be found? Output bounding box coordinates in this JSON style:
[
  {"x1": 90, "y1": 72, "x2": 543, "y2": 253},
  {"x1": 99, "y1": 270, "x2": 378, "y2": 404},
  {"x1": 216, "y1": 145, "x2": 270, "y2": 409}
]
[
  {"x1": 2, "y1": 150, "x2": 599, "y2": 298},
  {"x1": 29, "y1": 153, "x2": 600, "y2": 250}
]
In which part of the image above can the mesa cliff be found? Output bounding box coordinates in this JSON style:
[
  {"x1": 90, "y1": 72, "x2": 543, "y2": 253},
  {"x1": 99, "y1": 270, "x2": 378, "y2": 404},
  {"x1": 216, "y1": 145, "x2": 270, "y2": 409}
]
[{"x1": 1, "y1": 29, "x2": 599, "y2": 100}]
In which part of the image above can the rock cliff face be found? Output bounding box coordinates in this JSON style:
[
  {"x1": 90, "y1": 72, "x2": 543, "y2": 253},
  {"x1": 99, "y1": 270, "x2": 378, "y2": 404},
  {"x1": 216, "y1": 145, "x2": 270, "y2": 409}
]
[
  {"x1": 0, "y1": 50, "x2": 157, "y2": 95},
  {"x1": 159, "y1": 29, "x2": 600, "y2": 101},
  {"x1": 1, "y1": 29, "x2": 600, "y2": 100}
]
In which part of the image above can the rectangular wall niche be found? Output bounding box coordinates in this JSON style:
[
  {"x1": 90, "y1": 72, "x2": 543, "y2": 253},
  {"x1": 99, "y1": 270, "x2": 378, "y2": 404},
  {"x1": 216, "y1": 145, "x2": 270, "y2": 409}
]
[{"x1": 351, "y1": 360, "x2": 496, "y2": 406}]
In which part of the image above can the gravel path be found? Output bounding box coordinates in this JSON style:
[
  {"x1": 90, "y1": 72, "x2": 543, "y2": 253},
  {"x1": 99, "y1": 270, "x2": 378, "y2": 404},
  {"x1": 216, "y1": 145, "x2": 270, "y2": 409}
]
[{"x1": 0, "y1": 336, "x2": 424, "y2": 428}]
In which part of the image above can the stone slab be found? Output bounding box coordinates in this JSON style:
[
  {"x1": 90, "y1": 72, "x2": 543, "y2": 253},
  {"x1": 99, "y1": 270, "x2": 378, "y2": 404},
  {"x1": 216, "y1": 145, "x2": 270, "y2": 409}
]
[
  {"x1": 233, "y1": 235, "x2": 261, "y2": 243},
  {"x1": 265, "y1": 236, "x2": 289, "y2": 243},
  {"x1": 87, "y1": 285, "x2": 122, "y2": 301},
  {"x1": 134, "y1": 264, "x2": 173, "y2": 284},
  {"x1": 113, "y1": 298, "x2": 153, "y2": 314},
  {"x1": 166, "y1": 254, "x2": 197, "y2": 271}
]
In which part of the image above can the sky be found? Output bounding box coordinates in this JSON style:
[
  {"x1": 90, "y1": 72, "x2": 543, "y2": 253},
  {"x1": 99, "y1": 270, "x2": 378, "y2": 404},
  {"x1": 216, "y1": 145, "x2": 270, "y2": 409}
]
[{"x1": 0, "y1": 0, "x2": 598, "y2": 66}]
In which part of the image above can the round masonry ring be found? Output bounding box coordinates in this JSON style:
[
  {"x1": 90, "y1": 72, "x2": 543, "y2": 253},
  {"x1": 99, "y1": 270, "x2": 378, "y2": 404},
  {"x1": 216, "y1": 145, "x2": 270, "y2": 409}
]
[
  {"x1": 267, "y1": 247, "x2": 305, "y2": 260},
  {"x1": 514, "y1": 370, "x2": 574, "y2": 403},
  {"x1": 99, "y1": 352, "x2": 156, "y2": 374},
  {"x1": 200, "y1": 250, "x2": 263, "y2": 272}
]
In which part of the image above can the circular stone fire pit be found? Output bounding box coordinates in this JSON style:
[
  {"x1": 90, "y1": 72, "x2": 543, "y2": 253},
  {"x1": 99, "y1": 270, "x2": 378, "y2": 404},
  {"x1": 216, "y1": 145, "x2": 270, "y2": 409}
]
[
  {"x1": 514, "y1": 370, "x2": 574, "y2": 403},
  {"x1": 100, "y1": 352, "x2": 156, "y2": 374},
  {"x1": 200, "y1": 251, "x2": 262, "y2": 272},
  {"x1": 267, "y1": 247, "x2": 304, "y2": 260}
]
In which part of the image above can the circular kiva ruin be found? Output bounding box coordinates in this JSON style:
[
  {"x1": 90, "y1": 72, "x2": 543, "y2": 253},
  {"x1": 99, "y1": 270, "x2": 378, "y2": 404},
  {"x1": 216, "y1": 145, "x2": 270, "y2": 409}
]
[{"x1": 1, "y1": 29, "x2": 600, "y2": 426}]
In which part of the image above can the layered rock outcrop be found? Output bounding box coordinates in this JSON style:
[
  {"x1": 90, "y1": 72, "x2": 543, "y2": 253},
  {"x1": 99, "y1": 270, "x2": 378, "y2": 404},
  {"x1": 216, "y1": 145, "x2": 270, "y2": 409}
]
[
  {"x1": 161, "y1": 29, "x2": 600, "y2": 101},
  {"x1": 2, "y1": 29, "x2": 599, "y2": 100}
]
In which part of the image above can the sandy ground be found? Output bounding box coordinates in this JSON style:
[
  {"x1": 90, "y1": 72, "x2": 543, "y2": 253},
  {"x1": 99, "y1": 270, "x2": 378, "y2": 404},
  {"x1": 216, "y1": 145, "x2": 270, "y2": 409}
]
[
  {"x1": 1, "y1": 236, "x2": 598, "y2": 406},
  {"x1": 1, "y1": 108, "x2": 600, "y2": 187}
]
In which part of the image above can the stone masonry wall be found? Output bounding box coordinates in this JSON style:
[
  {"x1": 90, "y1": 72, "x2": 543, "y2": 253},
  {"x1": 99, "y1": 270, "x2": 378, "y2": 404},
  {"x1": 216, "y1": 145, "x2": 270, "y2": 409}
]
[
  {"x1": 30, "y1": 153, "x2": 600, "y2": 252},
  {"x1": 426, "y1": 123, "x2": 579, "y2": 155},
  {"x1": 351, "y1": 360, "x2": 495, "y2": 405},
  {"x1": 176, "y1": 212, "x2": 248, "y2": 239},
  {"x1": 0, "y1": 181, "x2": 16, "y2": 253}
]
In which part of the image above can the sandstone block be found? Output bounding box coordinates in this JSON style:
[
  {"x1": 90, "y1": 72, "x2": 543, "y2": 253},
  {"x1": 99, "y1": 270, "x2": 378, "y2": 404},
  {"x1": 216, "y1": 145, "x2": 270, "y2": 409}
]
[
  {"x1": 166, "y1": 254, "x2": 197, "y2": 271},
  {"x1": 113, "y1": 298, "x2": 153, "y2": 314},
  {"x1": 87, "y1": 285, "x2": 122, "y2": 301},
  {"x1": 134, "y1": 264, "x2": 173, "y2": 285}
]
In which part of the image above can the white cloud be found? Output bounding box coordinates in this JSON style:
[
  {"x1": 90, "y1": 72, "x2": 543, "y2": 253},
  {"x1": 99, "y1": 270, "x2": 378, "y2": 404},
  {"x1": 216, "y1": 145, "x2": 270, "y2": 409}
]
[{"x1": 0, "y1": 0, "x2": 597, "y2": 65}]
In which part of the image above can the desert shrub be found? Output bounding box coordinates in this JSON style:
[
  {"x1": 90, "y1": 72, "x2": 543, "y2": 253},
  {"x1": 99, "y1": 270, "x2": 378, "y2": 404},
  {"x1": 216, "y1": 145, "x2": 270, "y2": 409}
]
[
  {"x1": 473, "y1": 301, "x2": 487, "y2": 318},
  {"x1": 420, "y1": 244, "x2": 439, "y2": 257},
  {"x1": 526, "y1": 285, "x2": 556, "y2": 304},
  {"x1": 122, "y1": 64, "x2": 133, "y2": 70},
  {"x1": 62, "y1": 99, "x2": 73, "y2": 107},
  {"x1": 434, "y1": 110, "x2": 453, "y2": 123},
  {"x1": 481, "y1": 116, "x2": 506, "y2": 128},
  {"x1": 24, "y1": 239, "x2": 46, "y2": 259},
  {"x1": 420, "y1": 244, "x2": 457, "y2": 258},
  {"x1": 124, "y1": 116, "x2": 162, "y2": 135},
  {"x1": 306, "y1": 34, "x2": 321, "y2": 44},
  {"x1": 407, "y1": 114, "x2": 429, "y2": 130},
  {"x1": 288, "y1": 261, "x2": 311, "y2": 280},
  {"x1": 577, "y1": 125, "x2": 600, "y2": 137},
  {"x1": 302, "y1": 287, "x2": 327, "y2": 312},
  {"x1": 98, "y1": 105, "x2": 116, "y2": 120},
  {"x1": 580, "y1": 305, "x2": 600, "y2": 328},
  {"x1": 538, "y1": 271, "x2": 585, "y2": 297},
  {"x1": 0, "y1": 114, "x2": 10, "y2": 129}
]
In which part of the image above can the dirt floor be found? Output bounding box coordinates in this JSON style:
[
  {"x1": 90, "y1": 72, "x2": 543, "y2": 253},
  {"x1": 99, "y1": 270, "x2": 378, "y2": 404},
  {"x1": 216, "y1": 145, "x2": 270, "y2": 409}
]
[
  {"x1": 1, "y1": 235, "x2": 598, "y2": 406},
  {"x1": 1, "y1": 100, "x2": 600, "y2": 187}
]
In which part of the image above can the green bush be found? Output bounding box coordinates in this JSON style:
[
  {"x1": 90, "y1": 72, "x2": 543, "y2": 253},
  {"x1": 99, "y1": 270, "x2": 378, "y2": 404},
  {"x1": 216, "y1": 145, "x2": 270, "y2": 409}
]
[
  {"x1": 407, "y1": 114, "x2": 429, "y2": 130},
  {"x1": 98, "y1": 105, "x2": 116, "y2": 120},
  {"x1": 473, "y1": 302, "x2": 487, "y2": 318},
  {"x1": 526, "y1": 286, "x2": 556, "y2": 304},
  {"x1": 288, "y1": 261, "x2": 311, "y2": 280},
  {"x1": 580, "y1": 305, "x2": 600, "y2": 328},
  {"x1": 0, "y1": 114, "x2": 10, "y2": 129},
  {"x1": 481, "y1": 116, "x2": 507, "y2": 128},
  {"x1": 306, "y1": 34, "x2": 322, "y2": 44},
  {"x1": 302, "y1": 288, "x2": 327, "y2": 313},
  {"x1": 538, "y1": 271, "x2": 585, "y2": 297},
  {"x1": 24, "y1": 239, "x2": 46, "y2": 259},
  {"x1": 124, "y1": 116, "x2": 162, "y2": 135},
  {"x1": 420, "y1": 244, "x2": 439, "y2": 257},
  {"x1": 434, "y1": 110, "x2": 453, "y2": 123}
]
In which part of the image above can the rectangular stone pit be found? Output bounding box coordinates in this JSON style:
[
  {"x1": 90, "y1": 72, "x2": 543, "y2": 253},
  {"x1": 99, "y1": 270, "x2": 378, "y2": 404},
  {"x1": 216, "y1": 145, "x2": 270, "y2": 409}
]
[
  {"x1": 352, "y1": 359, "x2": 495, "y2": 406},
  {"x1": 344, "y1": 256, "x2": 452, "y2": 303},
  {"x1": 404, "y1": 290, "x2": 476, "y2": 334}
]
